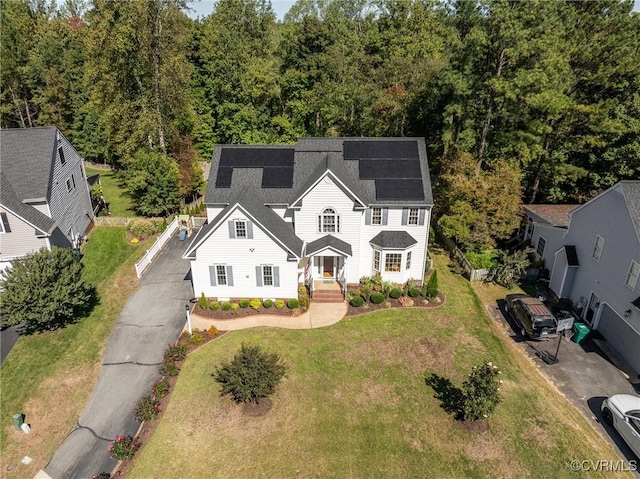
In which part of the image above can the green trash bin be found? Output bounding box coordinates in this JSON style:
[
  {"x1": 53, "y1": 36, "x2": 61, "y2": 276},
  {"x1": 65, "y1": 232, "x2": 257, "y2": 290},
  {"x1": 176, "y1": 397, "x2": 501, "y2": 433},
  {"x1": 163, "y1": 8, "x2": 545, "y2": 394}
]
[
  {"x1": 12, "y1": 413, "x2": 23, "y2": 430},
  {"x1": 572, "y1": 322, "x2": 590, "y2": 344}
]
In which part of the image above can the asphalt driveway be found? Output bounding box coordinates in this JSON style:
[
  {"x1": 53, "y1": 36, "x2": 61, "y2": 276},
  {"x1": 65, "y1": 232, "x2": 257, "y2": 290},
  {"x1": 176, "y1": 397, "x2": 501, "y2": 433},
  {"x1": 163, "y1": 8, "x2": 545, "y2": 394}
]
[
  {"x1": 43, "y1": 236, "x2": 193, "y2": 479},
  {"x1": 489, "y1": 300, "x2": 640, "y2": 473}
]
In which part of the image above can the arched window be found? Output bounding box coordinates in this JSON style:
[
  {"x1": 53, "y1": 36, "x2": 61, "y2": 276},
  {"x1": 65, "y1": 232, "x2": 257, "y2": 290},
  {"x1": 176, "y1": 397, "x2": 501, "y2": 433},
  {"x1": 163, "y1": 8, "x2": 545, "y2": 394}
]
[{"x1": 318, "y1": 207, "x2": 340, "y2": 233}]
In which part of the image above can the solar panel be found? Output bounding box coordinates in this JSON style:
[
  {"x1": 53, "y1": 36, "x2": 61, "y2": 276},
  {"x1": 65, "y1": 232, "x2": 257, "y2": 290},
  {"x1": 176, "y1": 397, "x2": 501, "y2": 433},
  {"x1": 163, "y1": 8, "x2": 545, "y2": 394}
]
[
  {"x1": 215, "y1": 167, "x2": 233, "y2": 188},
  {"x1": 262, "y1": 167, "x2": 294, "y2": 188},
  {"x1": 375, "y1": 179, "x2": 424, "y2": 200},
  {"x1": 344, "y1": 140, "x2": 418, "y2": 159},
  {"x1": 359, "y1": 159, "x2": 421, "y2": 180},
  {"x1": 220, "y1": 148, "x2": 294, "y2": 167}
]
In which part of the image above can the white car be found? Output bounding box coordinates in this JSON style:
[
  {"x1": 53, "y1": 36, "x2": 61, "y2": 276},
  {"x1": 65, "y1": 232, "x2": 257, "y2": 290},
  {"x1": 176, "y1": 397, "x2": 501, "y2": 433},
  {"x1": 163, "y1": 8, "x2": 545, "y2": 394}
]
[{"x1": 601, "y1": 394, "x2": 640, "y2": 458}]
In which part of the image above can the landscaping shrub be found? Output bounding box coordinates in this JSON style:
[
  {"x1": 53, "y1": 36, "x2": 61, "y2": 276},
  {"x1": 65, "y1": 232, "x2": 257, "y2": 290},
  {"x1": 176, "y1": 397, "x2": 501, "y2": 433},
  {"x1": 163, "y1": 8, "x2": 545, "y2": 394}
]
[
  {"x1": 221, "y1": 302, "x2": 232, "y2": 310},
  {"x1": 298, "y1": 286, "x2": 308, "y2": 296},
  {"x1": 198, "y1": 292, "x2": 207, "y2": 309},
  {"x1": 360, "y1": 285, "x2": 372, "y2": 302},
  {"x1": 287, "y1": 298, "x2": 299, "y2": 309},
  {"x1": 274, "y1": 300, "x2": 285, "y2": 309},
  {"x1": 209, "y1": 300, "x2": 219, "y2": 310},
  {"x1": 250, "y1": 298, "x2": 262, "y2": 310},
  {"x1": 206, "y1": 326, "x2": 218, "y2": 336},
  {"x1": 399, "y1": 296, "x2": 414, "y2": 307},
  {"x1": 189, "y1": 330, "x2": 205, "y2": 345},
  {"x1": 464, "y1": 249, "x2": 499, "y2": 269},
  {"x1": 370, "y1": 292, "x2": 385, "y2": 304},
  {"x1": 239, "y1": 299, "x2": 250, "y2": 308},
  {"x1": 231, "y1": 303, "x2": 239, "y2": 312},
  {"x1": 213, "y1": 343, "x2": 287, "y2": 404},
  {"x1": 108, "y1": 435, "x2": 141, "y2": 461},
  {"x1": 409, "y1": 287, "x2": 421, "y2": 298},
  {"x1": 350, "y1": 296, "x2": 365, "y2": 307},
  {"x1": 298, "y1": 296, "x2": 309, "y2": 309},
  {"x1": 389, "y1": 287, "x2": 402, "y2": 299},
  {"x1": 263, "y1": 299, "x2": 274, "y2": 308},
  {"x1": 164, "y1": 343, "x2": 188, "y2": 362},
  {"x1": 426, "y1": 270, "x2": 439, "y2": 298},
  {"x1": 134, "y1": 395, "x2": 161, "y2": 422},
  {"x1": 461, "y1": 362, "x2": 502, "y2": 421},
  {"x1": 152, "y1": 378, "x2": 170, "y2": 398},
  {"x1": 159, "y1": 359, "x2": 179, "y2": 377},
  {"x1": 127, "y1": 218, "x2": 156, "y2": 239}
]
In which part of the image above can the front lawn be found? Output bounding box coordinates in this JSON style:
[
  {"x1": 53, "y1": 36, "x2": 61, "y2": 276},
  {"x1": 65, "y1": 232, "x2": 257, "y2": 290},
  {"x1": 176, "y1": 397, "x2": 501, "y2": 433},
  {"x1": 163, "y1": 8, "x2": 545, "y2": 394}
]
[
  {"x1": 128, "y1": 254, "x2": 628, "y2": 478},
  {"x1": 0, "y1": 227, "x2": 149, "y2": 478}
]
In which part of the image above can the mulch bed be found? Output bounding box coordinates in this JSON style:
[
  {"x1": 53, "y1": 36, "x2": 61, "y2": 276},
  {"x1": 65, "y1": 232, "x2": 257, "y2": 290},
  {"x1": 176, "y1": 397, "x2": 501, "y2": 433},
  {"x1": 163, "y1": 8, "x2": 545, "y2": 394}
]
[
  {"x1": 193, "y1": 303, "x2": 305, "y2": 320},
  {"x1": 345, "y1": 292, "x2": 446, "y2": 317},
  {"x1": 111, "y1": 329, "x2": 228, "y2": 478}
]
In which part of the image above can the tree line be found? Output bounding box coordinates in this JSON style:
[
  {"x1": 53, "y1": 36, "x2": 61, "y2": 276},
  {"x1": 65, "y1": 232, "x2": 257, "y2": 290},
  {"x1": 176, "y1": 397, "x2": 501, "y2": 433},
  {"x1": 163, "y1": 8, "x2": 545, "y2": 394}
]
[{"x1": 2, "y1": 0, "x2": 638, "y2": 242}]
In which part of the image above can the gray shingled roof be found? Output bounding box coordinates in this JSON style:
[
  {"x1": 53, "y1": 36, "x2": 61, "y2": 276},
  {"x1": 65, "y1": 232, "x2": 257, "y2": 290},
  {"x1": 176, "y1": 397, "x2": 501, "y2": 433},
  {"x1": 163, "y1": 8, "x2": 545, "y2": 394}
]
[
  {"x1": 0, "y1": 127, "x2": 57, "y2": 201},
  {"x1": 205, "y1": 138, "x2": 433, "y2": 207},
  {"x1": 369, "y1": 231, "x2": 417, "y2": 249},
  {"x1": 620, "y1": 181, "x2": 640, "y2": 242},
  {"x1": 306, "y1": 235, "x2": 352, "y2": 256},
  {"x1": 0, "y1": 172, "x2": 56, "y2": 234}
]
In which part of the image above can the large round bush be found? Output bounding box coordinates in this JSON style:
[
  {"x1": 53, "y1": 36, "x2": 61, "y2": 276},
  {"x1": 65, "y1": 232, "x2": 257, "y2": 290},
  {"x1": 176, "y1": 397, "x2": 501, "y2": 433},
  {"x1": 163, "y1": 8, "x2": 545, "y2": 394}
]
[
  {"x1": 370, "y1": 292, "x2": 385, "y2": 304},
  {"x1": 389, "y1": 288, "x2": 402, "y2": 299},
  {"x1": 409, "y1": 287, "x2": 421, "y2": 298},
  {"x1": 350, "y1": 296, "x2": 365, "y2": 307},
  {"x1": 287, "y1": 298, "x2": 300, "y2": 309}
]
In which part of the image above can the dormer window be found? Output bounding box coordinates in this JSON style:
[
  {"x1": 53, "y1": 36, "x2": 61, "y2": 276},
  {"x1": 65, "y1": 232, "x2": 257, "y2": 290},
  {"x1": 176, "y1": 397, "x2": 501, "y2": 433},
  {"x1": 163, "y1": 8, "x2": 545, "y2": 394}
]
[{"x1": 319, "y1": 208, "x2": 340, "y2": 233}]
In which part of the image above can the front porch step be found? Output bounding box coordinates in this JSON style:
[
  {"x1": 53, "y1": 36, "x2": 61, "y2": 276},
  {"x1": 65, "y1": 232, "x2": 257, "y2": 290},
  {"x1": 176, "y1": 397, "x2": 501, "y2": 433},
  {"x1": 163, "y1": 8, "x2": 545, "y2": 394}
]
[{"x1": 312, "y1": 291, "x2": 344, "y2": 303}]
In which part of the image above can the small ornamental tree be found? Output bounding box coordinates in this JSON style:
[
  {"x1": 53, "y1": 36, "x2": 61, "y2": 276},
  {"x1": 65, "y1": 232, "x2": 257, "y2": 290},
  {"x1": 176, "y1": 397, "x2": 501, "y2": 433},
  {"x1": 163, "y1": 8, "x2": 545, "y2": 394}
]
[
  {"x1": 492, "y1": 248, "x2": 532, "y2": 289},
  {"x1": 426, "y1": 270, "x2": 439, "y2": 298},
  {"x1": 461, "y1": 362, "x2": 502, "y2": 421},
  {"x1": 214, "y1": 344, "x2": 286, "y2": 405},
  {"x1": 0, "y1": 247, "x2": 97, "y2": 333}
]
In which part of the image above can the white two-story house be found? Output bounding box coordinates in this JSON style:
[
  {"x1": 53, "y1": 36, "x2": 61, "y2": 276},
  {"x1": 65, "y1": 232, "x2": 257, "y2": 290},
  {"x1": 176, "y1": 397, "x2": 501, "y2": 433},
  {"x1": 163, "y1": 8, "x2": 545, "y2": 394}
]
[
  {"x1": 184, "y1": 138, "x2": 433, "y2": 300},
  {"x1": 0, "y1": 127, "x2": 94, "y2": 272}
]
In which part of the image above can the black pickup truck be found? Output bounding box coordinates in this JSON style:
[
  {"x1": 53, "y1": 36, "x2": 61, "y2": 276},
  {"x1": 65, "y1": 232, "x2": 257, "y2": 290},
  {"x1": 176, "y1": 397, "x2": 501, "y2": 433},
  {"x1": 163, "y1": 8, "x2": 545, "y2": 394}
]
[{"x1": 505, "y1": 294, "x2": 558, "y2": 340}]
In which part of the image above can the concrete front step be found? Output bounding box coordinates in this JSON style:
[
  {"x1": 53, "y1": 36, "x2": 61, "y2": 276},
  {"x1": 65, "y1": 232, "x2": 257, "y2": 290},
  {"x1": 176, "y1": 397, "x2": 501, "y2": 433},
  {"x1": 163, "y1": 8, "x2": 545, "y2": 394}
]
[{"x1": 312, "y1": 291, "x2": 344, "y2": 303}]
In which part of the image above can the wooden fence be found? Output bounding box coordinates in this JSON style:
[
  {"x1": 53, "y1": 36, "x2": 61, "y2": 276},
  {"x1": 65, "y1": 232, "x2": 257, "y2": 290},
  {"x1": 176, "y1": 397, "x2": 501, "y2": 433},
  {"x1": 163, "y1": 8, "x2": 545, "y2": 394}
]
[
  {"x1": 432, "y1": 224, "x2": 492, "y2": 282},
  {"x1": 134, "y1": 216, "x2": 180, "y2": 278}
]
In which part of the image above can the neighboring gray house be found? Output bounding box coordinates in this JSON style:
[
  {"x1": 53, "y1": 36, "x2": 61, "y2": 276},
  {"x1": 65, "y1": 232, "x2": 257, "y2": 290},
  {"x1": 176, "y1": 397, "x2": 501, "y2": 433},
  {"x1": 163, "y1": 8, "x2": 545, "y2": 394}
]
[
  {"x1": 0, "y1": 127, "x2": 94, "y2": 272},
  {"x1": 547, "y1": 182, "x2": 640, "y2": 374},
  {"x1": 518, "y1": 204, "x2": 579, "y2": 271}
]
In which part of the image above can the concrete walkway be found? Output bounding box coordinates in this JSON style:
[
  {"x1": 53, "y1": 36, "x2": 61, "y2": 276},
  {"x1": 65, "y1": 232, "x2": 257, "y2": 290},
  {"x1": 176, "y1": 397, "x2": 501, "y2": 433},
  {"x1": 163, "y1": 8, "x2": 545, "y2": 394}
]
[
  {"x1": 188, "y1": 301, "x2": 347, "y2": 331},
  {"x1": 42, "y1": 237, "x2": 193, "y2": 479}
]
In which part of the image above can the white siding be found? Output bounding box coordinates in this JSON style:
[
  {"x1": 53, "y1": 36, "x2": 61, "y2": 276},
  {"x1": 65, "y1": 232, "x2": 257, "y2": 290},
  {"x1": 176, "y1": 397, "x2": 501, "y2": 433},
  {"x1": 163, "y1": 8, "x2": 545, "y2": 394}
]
[
  {"x1": 360, "y1": 207, "x2": 431, "y2": 284},
  {"x1": 191, "y1": 208, "x2": 298, "y2": 300},
  {"x1": 0, "y1": 208, "x2": 49, "y2": 261},
  {"x1": 48, "y1": 132, "x2": 94, "y2": 241},
  {"x1": 206, "y1": 206, "x2": 225, "y2": 220},
  {"x1": 566, "y1": 185, "x2": 640, "y2": 332},
  {"x1": 295, "y1": 176, "x2": 363, "y2": 283}
]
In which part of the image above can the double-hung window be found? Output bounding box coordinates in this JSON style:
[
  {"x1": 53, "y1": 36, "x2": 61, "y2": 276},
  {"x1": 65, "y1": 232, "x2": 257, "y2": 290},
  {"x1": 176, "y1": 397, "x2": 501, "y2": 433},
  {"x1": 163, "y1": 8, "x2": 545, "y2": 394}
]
[
  {"x1": 66, "y1": 175, "x2": 76, "y2": 192},
  {"x1": 373, "y1": 250, "x2": 381, "y2": 272},
  {"x1": 319, "y1": 208, "x2": 339, "y2": 233},
  {"x1": 592, "y1": 235, "x2": 605, "y2": 262},
  {"x1": 235, "y1": 220, "x2": 247, "y2": 238},
  {"x1": 626, "y1": 260, "x2": 640, "y2": 290},
  {"x1": 263, "y1": 265, "x2": 273, "y2": 286},
  {"x1": 408, "y1": 208, "x2": 419, "y2": 225},
  {"x1": 537, "y1": 236, "x2": 546, "y2": 257},
  {"x1": 406, "y1": 251, "x2": 412, "y2": 270},
  {"x1": 371, "y1": 208, "x2": 382, "y2": 225},
  {"x1": 216, "y1": 265, "x2": 228, "y2": 285},
  {"x1": 385, "y1": 253, "x2": 402, "y2": 272}
]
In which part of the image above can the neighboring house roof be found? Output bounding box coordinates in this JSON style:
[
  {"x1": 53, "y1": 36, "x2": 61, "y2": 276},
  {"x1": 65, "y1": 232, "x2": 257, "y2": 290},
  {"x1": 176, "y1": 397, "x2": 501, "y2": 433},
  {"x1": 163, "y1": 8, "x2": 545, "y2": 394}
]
[
  {"x1": 306, "y1": 235, "x2": 352, "y2": 256},
  {"x1": 0, "y1": 127, "x2": 58, "y2": 201},
  {"x1": 205, "y1": 138, "x2": 433, "y2": 208},
  {"x1": 619, "y1": 181, "x2": 640, "y2": 242},
  {"x1": 523, "y1": 204, "x2": 580, "y2": 228},
  {"x1": 0, "y1": 172, "x2": 56, "y2": 234},
  {"x1": 369, "y1": 231, "x2": 417, "y2": 249}
]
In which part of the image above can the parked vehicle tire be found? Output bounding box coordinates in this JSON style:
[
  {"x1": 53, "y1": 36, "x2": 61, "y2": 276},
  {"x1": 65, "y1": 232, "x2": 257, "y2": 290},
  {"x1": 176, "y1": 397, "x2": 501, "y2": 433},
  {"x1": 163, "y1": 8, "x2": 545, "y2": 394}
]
[{"x1": 602, "y1": 407, "x2": 613, "y2": 426}]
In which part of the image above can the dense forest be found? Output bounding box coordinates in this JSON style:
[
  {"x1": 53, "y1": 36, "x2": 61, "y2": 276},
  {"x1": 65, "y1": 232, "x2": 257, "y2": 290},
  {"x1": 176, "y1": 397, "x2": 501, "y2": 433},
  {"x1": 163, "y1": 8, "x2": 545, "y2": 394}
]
[{"x1": 2, "y1": 0, "x2": 639, "y2": 242}]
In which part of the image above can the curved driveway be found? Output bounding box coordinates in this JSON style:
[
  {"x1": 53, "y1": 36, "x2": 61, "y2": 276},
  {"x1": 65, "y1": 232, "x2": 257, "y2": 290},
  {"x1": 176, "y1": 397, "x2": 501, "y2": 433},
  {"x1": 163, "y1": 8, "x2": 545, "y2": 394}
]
[{"x1": 43, "y1": 237, "x2": 193, "y2": 479}]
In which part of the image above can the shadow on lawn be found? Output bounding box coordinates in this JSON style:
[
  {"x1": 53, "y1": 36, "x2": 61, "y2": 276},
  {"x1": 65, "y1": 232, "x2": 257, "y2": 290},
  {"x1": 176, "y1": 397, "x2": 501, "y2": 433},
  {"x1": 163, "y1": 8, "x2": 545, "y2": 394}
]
[{"x1": 425, "y1": 373, "x2": 464, "y2": 420}]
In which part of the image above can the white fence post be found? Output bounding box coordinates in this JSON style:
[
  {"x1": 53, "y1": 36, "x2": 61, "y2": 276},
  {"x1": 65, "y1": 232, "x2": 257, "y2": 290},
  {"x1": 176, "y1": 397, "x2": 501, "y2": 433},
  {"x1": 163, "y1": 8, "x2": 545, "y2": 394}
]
[{"x1": 134, "y1": 217, "x2": 180, "y2": 278}]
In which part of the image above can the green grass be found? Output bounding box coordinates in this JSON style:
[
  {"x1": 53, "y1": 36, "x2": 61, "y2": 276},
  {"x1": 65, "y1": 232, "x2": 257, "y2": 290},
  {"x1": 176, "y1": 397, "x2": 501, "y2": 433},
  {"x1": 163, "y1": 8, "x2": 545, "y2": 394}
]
[
  {"x1": 128, "y1": 254, "x2": 628, "y2": 479},
  {"x1": 0, "y1": 227, "x2": 149, "y2": 477},
  {"x1": 85, "y1": 167, "x2": 137, "y2": 217}
]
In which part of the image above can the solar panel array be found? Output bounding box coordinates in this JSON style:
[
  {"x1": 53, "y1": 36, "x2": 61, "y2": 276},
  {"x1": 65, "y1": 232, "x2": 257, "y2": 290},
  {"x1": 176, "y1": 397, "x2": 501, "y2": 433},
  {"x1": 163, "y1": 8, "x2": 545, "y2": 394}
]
[
  {"x1": 343, "y1": 140, "x2": 424, "y2": 201},
  {"x1": 216, "y1": 148, "x2": 295, "y2": 188}
]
